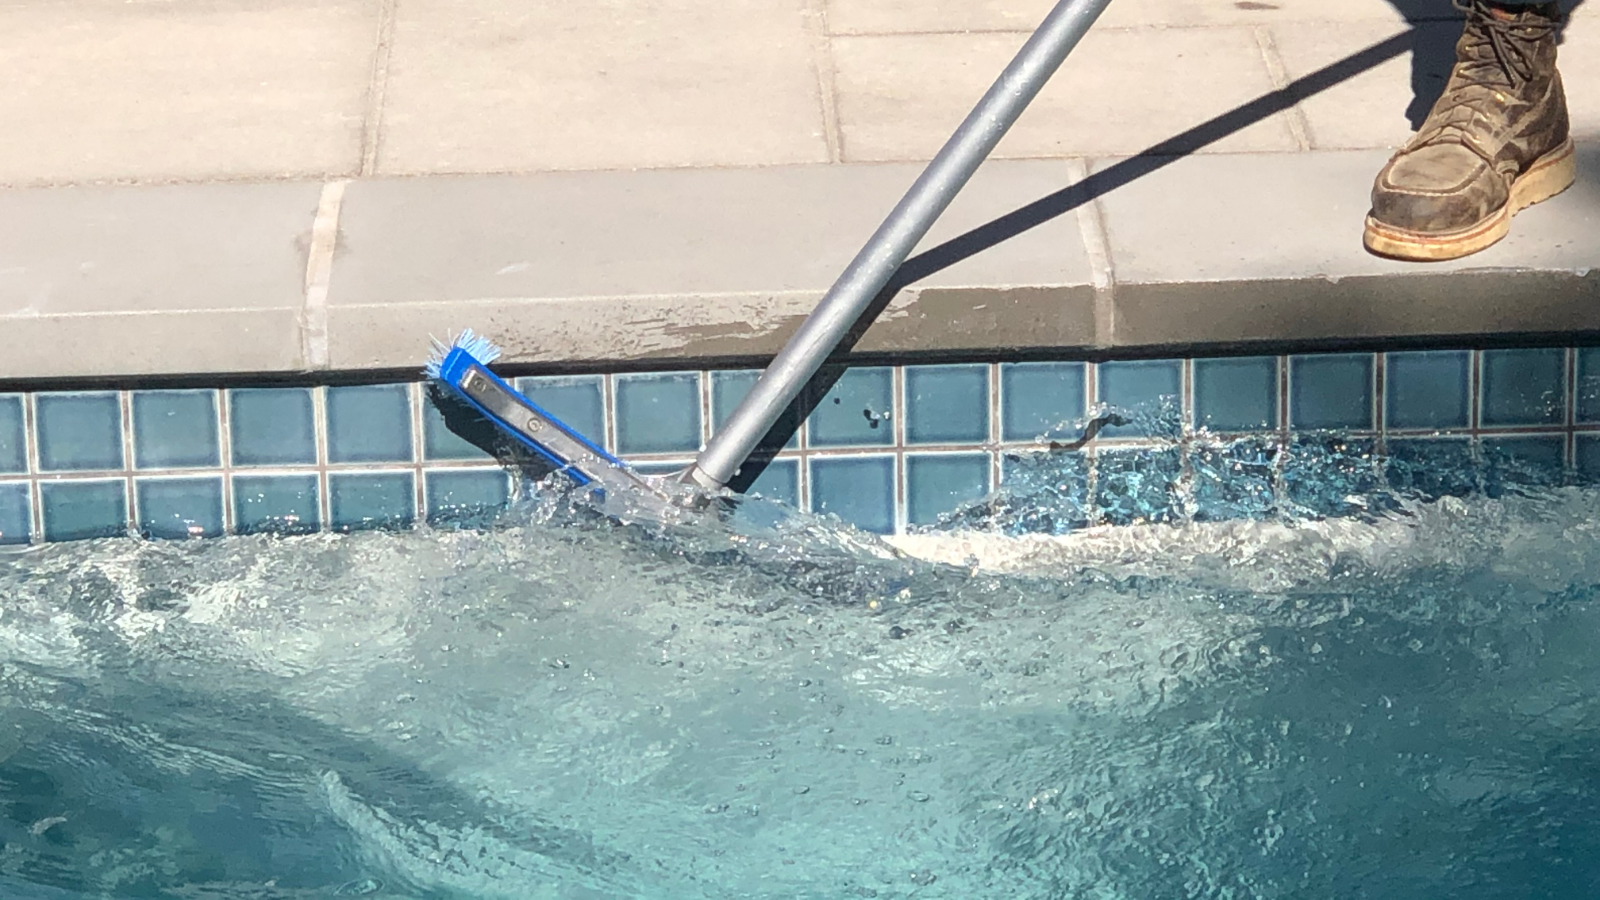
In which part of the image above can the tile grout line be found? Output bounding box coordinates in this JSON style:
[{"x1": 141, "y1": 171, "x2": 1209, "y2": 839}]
[
  {"x1": 989, "y1": 362, "x2": 1002, "y2": 520},
  {"x1": 411, "y1": 382, "x2": 427, "y2": 527},
  {"x1": 1252, "y1": 25, "x2": 1315, "y2": 151},
  {"x1": 120, "y1": 391, "x2": 136, "y2": 536},
  {"x1": 23, "y1": 393, "x2": 41, "y2": 544},
  {"x1": 1565, "y1": 346, "x2": 1577, "y2": 471},
  {"x1": 301, "y1": 181, "x2": 348, "y2": 372},
  {"x1": 1066, "y1": 157, "x2": 1116, "y2": 348},
  {"x1": 218, "y1": 390, "x2": 234, "y2": 535},
  {"x1": 894, "y1": 365, "x2": 906, "y2": 532},
  {"x1": 802, "y1": 0, "x2": 846, "y2": 164},
  {"x1": 360, "y1": 0, "x2": 400, "y2": 176},
  {"x1": 314, "y1": 387, "x2": 332, "y2": 533}
]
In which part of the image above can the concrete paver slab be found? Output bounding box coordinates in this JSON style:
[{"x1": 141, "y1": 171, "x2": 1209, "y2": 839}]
[
  {"x1": 377, "y1": 0, "x2": 830, "y2": 174},
  {"x1": 326, "y1": 161, "x2": 1096, "y2": 367},
  {"x1": 1096, "y1": 144, "x2": 1600, "y2": 349},
  {"x1": 826, "y1": 0, "x2": 1442, "y2": 36},
  {"x1": 832, "y1": 26, "x2": 1300, "y2": 162},
  {"x1": 0, "y1": 0, "x2": 373, "y2": 186},
  {"x1": 0, "y1": 181, "x2": 321, "y2": 377},
  {"x1": 1275, "y1": 10, "x2": 1598, "y2": 151}
]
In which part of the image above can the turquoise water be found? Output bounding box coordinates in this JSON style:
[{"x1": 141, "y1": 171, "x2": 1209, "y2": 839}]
[{"x1": 2, "y1": 446, "x2": 1600, "y2": 898}]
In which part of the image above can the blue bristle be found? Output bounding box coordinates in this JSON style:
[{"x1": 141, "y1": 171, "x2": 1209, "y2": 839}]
[{"x1": 424, "y1": 328, "x2": 503, "y2": 379}]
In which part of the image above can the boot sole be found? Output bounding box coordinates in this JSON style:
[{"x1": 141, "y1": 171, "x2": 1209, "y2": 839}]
[{"x1": 1362, "y1": 137, "x2": 1577, "y2": 263}]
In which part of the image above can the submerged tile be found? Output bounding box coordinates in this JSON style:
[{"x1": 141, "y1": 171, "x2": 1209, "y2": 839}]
[
  {"x1": 329, "y1": 472, "x2": 416, "y2": 532},
  {"x1": 1190, "y1": 439, "x2": 1277, "y2": 521},
  {"x1": 233, "y1": 474, "x2": 320, "y2": 536},
  {"x1": 422, "y1": 395, "x2": 497, "y2": 462},
  {"x1": 809, "y1": 367, "x2": 895, "y2": 448},
  {"x1": 40, "y1": 480, "x2": 128, "y2": 542},
  {"x1": 1481, "y1": 348, "x2": 1564, "y2": 427},
  {"x1": 36, "y1": 393, "x2": 123, "y2": 472},
  {"x1": 1577, "y1": 347, "x2": 1600, "y2": 423},
  {"x1": 809, "y1": 455, "x2": 895, "y2": 534},
  {"x1": 518, "y1": 375, "x2": 608, "y2": 449},
  {"x1": 136, "y1": 477, "x2": 225, "y2": 540},
  {"x1": 904, "y1": 364, "x2": 989, "y2": 445},
  {"x1": 1481, "y1": 435, "x2": 1565, "y2": 495},
  {"x1": 740, "y1": 457, "x2": 799, "y2": 507},
  {"x1": 1385, "y1": 438, "x2": 1476, "y2": 500},
  {"x1": 906, "y1": 453, "x2": 990, "y2": 527},
  {"x1": 0, "y1": 395, "x2": 24, "y2": 474},
  {"x1": 1094, "y1": 447, "x2": 1183, "y2": 525},
  {"x1": 425, "y1": 469, "x2": 511, "y2": 524},
  {"x1": 0, "y1": 482, "x2": 29, "y2": 545},
  {"x1": 614, "y1": 373, "x2": 702, "y2": 456},
  {"x1": 1000, "y1": 362, "x2": 1086, "y2": 443},
  {"x1": 1193, "y1": 357, "x2": 1278, "y2": 433},
  {"x1": 230, "y1": 388, "x2": 317, "y2": 466},
  {"x1": 993, "y1": 450, "x2": 1091, "y2": 535},
  {"x1": 711, "y1": 370, "x2": 799, "y2": 451},
  {"x1": 132, "y1": 390, "x2": 220, "y2": 469},
  {"x1": 327, "y1": 384, "x2": 414, "y2": 463},
  {"x1": 1385, "y1": 351, "x2": 1470, "y2": 431},
  {"x1": 1097, "y1": 360, "x2": 1182, "y2": 438},
  {"x1": 1290, "y1": 354, "x2": 1374, "y2": 431}
]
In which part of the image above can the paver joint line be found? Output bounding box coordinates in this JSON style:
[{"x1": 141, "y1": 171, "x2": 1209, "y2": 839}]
[{"x1": 302, "y1": 180, "x2": 349, "y2": 372}]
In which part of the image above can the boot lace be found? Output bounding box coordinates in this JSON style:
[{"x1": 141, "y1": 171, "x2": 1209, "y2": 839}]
[{"x1": 1412, "y1": 1, "x2": 1560, "y2": 160}]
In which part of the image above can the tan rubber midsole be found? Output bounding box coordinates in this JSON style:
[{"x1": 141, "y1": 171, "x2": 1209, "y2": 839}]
[{"x1": 1363, "y1": 138, "x2": 1576, "y2": 260}]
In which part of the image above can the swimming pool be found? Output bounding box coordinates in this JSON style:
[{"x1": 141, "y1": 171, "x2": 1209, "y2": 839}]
[{"x1": 2, "y1": 433, "x2": 1600, "y2": 898}]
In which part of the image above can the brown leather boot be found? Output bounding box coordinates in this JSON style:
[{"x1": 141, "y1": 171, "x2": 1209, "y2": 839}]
[{"x1": 1364, "y1": 0, "x2": 1575, "y2": 261}]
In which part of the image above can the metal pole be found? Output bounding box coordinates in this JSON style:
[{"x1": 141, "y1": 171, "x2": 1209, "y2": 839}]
[{"x1": 681, "y1": 0, "x2": 1114, "y2": 491}]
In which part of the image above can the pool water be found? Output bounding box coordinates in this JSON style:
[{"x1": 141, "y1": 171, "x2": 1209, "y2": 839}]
[{"x1": 2, "y1": 448, "x2": 1600, "y2": 898}]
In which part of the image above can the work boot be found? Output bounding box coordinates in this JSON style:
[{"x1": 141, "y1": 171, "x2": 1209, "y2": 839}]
[{"x1": 1364, "y1": 0, "x2": 1574, "y2": 261}]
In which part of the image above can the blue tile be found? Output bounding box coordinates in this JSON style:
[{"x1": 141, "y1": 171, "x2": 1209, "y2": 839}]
[
  {"x1": 1193, "y1": 357, "x2": 1277, "y2": 433},
  {"x1": 1190, "y1": 439, "x2": 1277, "y2": 521},
  {"x1": 1577, "y1": 348, "x2": 1600, "y2": 423},
  {"x1": 808, "y1": 367, "x2": 895, "y2": 448},
  {"x1": 906, "y1": 453, "x2": 990, "y2": 527},
  {"x1": 1385, "y1": 351, "x2": 1470, "y2": 431},
  {"x1": 329, "y1": 472, "x2": 415, "y2": 532},
  {"x1": 233, "y1": 474, "x2": 320, "y2": 536},
  {"x1": 1577, "y1": 435, "x2": 1600, "y2": 482},
  {"x1": 40, "y1": 480, "x2": 127, "y2": 542},
  {"x1": 994, "y1": 451, "x2": 1092, "y2": 535},
  {"x1": 710, "y1": 370, "x2": 799, "y2": 451},
  {"x1": 229, "y1": 388, "x2": 316, "y2": 466},
  {"x1": 1094, "y1": 448, "x2": 1183, "y2": 525},
  {"x1": 132, "y1": 390, "x2": 219, "y2": 469},
  {"x1": 326, "y1": 384, "x2": 414, "y2": 464},
  {"x1": 1481, "y1": 348, "x2": 1564, "y2": 427},
  {"x1": 136, "y1": 478, "x2": 224, "y2": 540},
  {"x1": 1096, "y1": 360, "x2": 1182, "y2": 438},
  {"x1": 614, "y1": 373, "x2": 702, "y2": 456},
  {"x1": 425, "y1": 470, "x2": 511, "y2": 525},
  {"x1": 36, "y1": 393, "x2": 123, "y2": 472},
  {"x1": 0, "y1": 396, "x2": 24, "y2": 474},
  {"x1": 905, "y1": 365, "x2": 989, "y2": 445},
  {"x1": 630, "y1": 461, "x2": 692, "y2": 477},
  {"x1": 741, "y1": 457, "x2": 799, "y2": 506},
  {"x1": 0, "y1": 483, "x2": 29, "y2": 545},
  {"x1": 809, "y1": 456, "x2": 896, "y2": 534},
  {"x1": 1385, "y1": 438, "x2": 1476, "y2": 500},
  {"x1": 1290, "y1": 354, "x2": 1374, "y2": 431},
  {"x1": 517, "y1": 375, "x2": 608, "y2": 447},
  {"x1": 422, "y1": 398, "x2": 495, "y2": 462},
  {"x1": 1282, "y1": 437, "x2": 1378, "y2": 516},
  {"x1": 1000, "y1": 362, "x2": 1086, "y2": 443},
  {"x1": 1481, "y1": 435, "x2": 1565, "y2": 495}
]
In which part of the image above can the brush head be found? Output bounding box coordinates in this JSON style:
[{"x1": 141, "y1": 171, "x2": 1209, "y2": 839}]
[{"x1": 424, "y1": 328, "x2": 503, "y2": 380}]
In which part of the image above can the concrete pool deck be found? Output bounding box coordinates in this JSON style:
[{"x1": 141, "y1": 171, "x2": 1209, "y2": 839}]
[{"x1": 0, "y1": 0, "x2": 1597, "y2": 381}]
